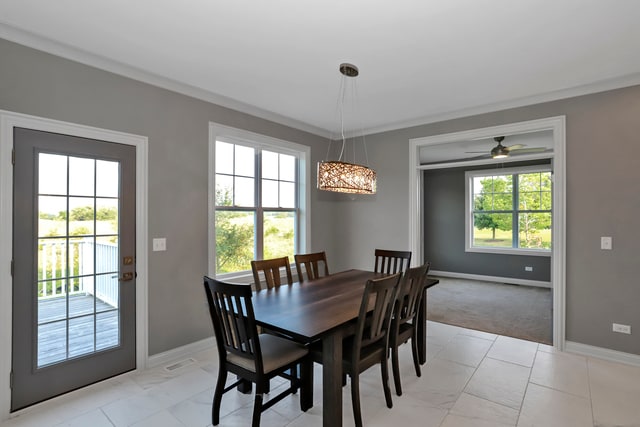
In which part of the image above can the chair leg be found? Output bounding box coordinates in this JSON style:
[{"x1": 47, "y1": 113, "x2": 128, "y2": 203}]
[
  {"x1": 212, "y1": 368, "x2": 227, "y2": 425},
  {"x1": 300, "y1": 359, "x2": 314, "y2": 411},
  {"x1": 350, "y1": 374, "x2": 363, "y2": 427},
  {"x1": 251, "y1": 392, "x2": 263, "y2": 427},
  {"x1": 290, "y1": 366, "x2": 298, "y2": 394},
  {"x1": 381, "y1": 356, "x2": 393, "y2": 409},
  {"x1": 411, "y1": 335, "x2": 422, "y2": 377},
  {"x1": 391, "y1": 341, "x2": 403, "y2": 396}
]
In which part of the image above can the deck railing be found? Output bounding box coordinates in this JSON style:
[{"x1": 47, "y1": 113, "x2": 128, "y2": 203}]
[{"x1": 38, "y1": 239, "x2": 119, "y2": 307}]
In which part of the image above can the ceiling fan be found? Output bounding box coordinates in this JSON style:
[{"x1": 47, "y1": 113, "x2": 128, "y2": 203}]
[{"x1": 467, "y1": 136, "x2": 547, "y2": 159}]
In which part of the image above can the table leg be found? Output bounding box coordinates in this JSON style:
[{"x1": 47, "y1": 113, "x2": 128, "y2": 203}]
[
  {"x1": 417, "y1": 288, "x2": 427, "y2": 364},
  {"x1": 322, "y1": 331, "x2": 343, "y2": 427}
]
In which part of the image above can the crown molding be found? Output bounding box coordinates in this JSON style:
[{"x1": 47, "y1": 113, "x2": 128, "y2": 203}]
[{"x1": 0, "y1": 22, "x2": 330, "y2": 138}]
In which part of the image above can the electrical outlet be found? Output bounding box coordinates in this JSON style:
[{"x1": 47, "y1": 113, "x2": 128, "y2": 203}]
[
  {"x1": 525, "y1": 266, "x2": 533, "y2": 272},
  {"x1": 601, "y1": 236, "x2": 612, "y2": 250},
  {"x1": 152, "y1": 238, "x2": 167, "y2": 252},
  {"x1": 612, "y1": 323, "x2": 631, "y2": 334}
]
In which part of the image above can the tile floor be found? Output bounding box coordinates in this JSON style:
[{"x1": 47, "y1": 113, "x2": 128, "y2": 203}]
[{"x1": 3, "y1": 321, "x2": 640, "y2": 427}]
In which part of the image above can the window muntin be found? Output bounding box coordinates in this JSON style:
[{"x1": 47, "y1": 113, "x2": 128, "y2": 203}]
[
  {"x1": 467, "y1": 166, "x2": 552, "y2": 255},
  {"x1": 214, "y1": 141, "x2": 299, "y2": 275}
]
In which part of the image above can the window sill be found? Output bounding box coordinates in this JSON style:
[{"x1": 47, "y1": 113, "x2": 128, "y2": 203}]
[{"x1": 465, "y1": 247, "x2": 552, "y2": 257}]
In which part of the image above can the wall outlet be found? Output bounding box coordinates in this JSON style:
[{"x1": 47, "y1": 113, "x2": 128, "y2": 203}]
[
  {"x1": 152, "y1": 238, "x2": 167, "y2": 252},
  {"x1": 601, "y1": 236, "x2": 612, "y2": 250},
  {"x1": 612, "y1": 323, "x2": 631, "y2": 334},
  {"x1": 525, "y1": 266, "x2": 533, "y2": 272}
]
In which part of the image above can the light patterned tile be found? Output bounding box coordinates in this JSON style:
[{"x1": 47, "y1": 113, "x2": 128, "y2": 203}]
[
  {"x1": 589, "y1": 357, "x2": 640, "y2": 427},
  {"x1": 465, "y1": 358, "x2": 530, "y2": 410},
  {"x1": 487, "y1": 336, "x2": 538, "y2": 367},
  {"x1": 449, "y1": 392, "x2": 518, "y2": 426},
  {"x1": 436, "y1": 334, "x2": 493, "y2": 367},
  {"x1": 530, "y1": 350, "x2": 589, "y2": 398},
  {"x1": 517, "y1": 383, "x2": 592, "y2": 427}
]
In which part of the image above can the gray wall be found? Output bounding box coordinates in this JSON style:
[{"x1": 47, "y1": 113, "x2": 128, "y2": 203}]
[
  {"x1": 0, "y1": 38, "x2": 338, "y2": 355},
  {"x1": 423, "y1": 160, "x2": 551, "y2": 282},
  {"x1": 332, "y1": 85, "x2": 640, "y2": 356},
  {"x1": 2, "y1": 37, "x2": 640, "y2": 357}
]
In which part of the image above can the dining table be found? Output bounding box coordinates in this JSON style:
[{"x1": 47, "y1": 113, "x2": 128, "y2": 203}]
[{"x1": 251, "y1": 269, "x2": 438, "y2": 427}]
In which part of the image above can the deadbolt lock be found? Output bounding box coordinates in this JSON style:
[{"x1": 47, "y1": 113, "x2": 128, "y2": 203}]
[
  {"x1": 123, "y1": 256, "x2": 134, "y2": 265},
  {"x1": 120, "y1": 272, "x2": 134, "y2": 281}
]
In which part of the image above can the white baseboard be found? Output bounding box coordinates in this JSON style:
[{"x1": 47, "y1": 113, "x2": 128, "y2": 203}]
[
  {"x1": 147, "y1": 337, "x2": 216, "y2": 369},
  {"x1": 565, "y1": 341, "x2": 640, "y2": 367},
  {"x1": 430, "y1": 270, "x2": 552, "y2": 288}
]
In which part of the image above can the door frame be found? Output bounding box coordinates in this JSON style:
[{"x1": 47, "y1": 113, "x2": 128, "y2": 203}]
[
  {"x1": 0, "y1": 110, "x2": 149, "y2": 419},
  {"x1": 408, "y1": 116, "x2": 566, "y2": 349}
]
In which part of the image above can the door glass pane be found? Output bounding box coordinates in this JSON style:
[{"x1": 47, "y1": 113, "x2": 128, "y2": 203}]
[
  {"x1": 96, "y1": 160, "x2": 119, "y2": 197},
  {"x1": 69, "y1": 157, "x2": 95, "y2": 196},
  {"x1": 69, "y1": 276, "x2": 95, "y2": 318},
  {"x1": 38, "y1": 196, "x2": 67, "y2": 237},
  {"x1": 96, "y1": 311, "x2": 119, "y2": 351},
  {"x1": 69, "y1": 197, "x2": 94, "y2": 235},
  {"x1": 38, "y1": 153, "x2": 67, "y2": 195},
  {"x1": 36, "y1": 152, "x2": 122, "y2": 368},
  {"x1": 264, "y1": 211, "x2": 294, "y2": 260},
  {"x1": 38, "y1": 238, "x2": 67, "y2": 283},
  {"x1": 96, "y1": 198, "x2": 118, "y2": 235},
  {"x1": 68, "y1": 315, "x2": 95, "y2": 358},
  {"x1": 37, "y1": 279, "x2": 67, "y2": 323},
  {"x1": 95, "y1": 273, "x2": 119, "y2": 312},
  {"x1": 38, "y1": 320, "x2": 67, "y2": 367},
  {"x1": 215, "y1": 211, "x2": 255, "y2": 274}
]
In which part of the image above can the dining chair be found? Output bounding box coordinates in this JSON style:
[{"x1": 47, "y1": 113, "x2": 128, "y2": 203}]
[
  {"x1": 374, "y1": 249, "x2": 412, "y2": 274},
  {"x1": 203, "y1": 276, "x2": 312, "y2": 427},
  {"x1": 251, "y1": 256, "x2": 293, "y2": 290},
  {"x1": 312, "y1": 272, "x2": 401, "y2": 427},
  {"x1": 389, "y1": 262, "x2": 431, "y2": 396},
  {"x1": 294, "y1": 251, "x2": 329, "y2": 282}
]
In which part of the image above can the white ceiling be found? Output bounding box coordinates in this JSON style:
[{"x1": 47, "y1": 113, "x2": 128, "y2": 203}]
[{"x1": 2, "y1": 1, "x2": 640, "y2": 138}]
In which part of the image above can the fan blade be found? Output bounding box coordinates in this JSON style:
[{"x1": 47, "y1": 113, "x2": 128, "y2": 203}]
[
  {"x1": 465, "y1": 151, "x2": 489, "y2": 153},
  {"x1": 505, "y1": 144, "x2": 525, "y2": 151},
  {"x1": 509, "y1": 147, "x2": 547, "y2": 153}
]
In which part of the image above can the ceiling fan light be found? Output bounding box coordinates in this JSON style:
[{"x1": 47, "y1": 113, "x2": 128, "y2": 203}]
[{"x1": 491, "y1": 145, "x2": 509, "y2": 159}]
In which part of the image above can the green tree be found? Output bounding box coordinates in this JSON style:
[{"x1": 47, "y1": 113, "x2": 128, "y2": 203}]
[
  {"x1": 214, "y1": 189, "x2": 254, "y2": 273},
  {"x1": 69, "y1": 206, "x2": 94, "y2": 221},
  {"x1": 518, "y1": 172, "x2": 552, "y2": 248},
  {"x1": 96, "y1": 206, "x2": 118, "y2": 220},
  {"x1": 474, "y1": 176, "x2": 512, "y2": 240}
]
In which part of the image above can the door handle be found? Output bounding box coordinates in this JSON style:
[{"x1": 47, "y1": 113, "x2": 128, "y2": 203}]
[{"x1": 119, "y1": 272, "x2": 134, "y2": 281}]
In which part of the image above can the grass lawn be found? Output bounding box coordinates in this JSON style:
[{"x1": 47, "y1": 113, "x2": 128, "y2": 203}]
[{"x1": 473, "y1": 227, "x2": 551, "y2": 249}]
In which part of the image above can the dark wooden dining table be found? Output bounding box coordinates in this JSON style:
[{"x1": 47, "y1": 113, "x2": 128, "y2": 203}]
[{"x1": 251, "y1": 269, "x2": 438, "y2": 427}]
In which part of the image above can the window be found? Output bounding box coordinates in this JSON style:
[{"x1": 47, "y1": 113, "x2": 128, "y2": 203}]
[
  {"x1": 465, "y1": 165, "x2": 552, "y2": 255},
  {"x1": 209, "y1": 125, "x2": 309, "y2": 277}
]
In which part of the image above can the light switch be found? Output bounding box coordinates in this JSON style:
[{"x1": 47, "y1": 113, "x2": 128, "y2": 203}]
[
  {"x1": 601, "y1": 236, "x2": 612, "y2": 250},
  {"x1": 153, "y1": 238, "x2": 167, "y2": 252}
]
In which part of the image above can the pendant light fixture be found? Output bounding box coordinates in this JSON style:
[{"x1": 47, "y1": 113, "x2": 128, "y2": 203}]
[{"x1": 317, "y1": 63, "x2": 377, "y2": 194}]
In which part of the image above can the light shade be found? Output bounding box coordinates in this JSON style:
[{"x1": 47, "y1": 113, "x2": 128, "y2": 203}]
[
  {"x1": 317, "y1": 161, "x2": 377, "y2": 194},
  {"x1": 491, "y1": 144, "x2": 509, "y2": 159}
]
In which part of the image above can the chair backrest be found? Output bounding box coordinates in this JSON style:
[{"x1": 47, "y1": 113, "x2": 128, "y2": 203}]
[
  {"x1": 354, "y1": 273, "x2": 402, "y2": 353},
  {"x1": 251, "y1": 256, "x2": 293, "y2": 290},
  {"x1": 203, "y1": 276, "x2": 263, "y2": 372},
  {"x1": 374, "y1": 249, "x2": 412, "y2": 274},
  {"x1": 294, "y1": 251, "x2": 329, "y2": 282},
  {"x1": 396, "y1": 263, "x2": 431, "y2": 325}
]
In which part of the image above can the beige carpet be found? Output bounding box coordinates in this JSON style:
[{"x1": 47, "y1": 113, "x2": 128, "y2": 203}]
[{"x1": 426, "y1": 277, "x2": 552, "y2": 345}]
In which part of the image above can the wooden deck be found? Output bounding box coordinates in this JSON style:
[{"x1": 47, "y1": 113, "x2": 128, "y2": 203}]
[{"x1": 38, "y1": 294, "x2": 119, "y2": 367}]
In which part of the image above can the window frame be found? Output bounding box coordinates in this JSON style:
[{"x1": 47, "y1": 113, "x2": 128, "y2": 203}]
[
  {"x1": 465, "y1": 165, "x2": 552, "y2": 257},
  {"x1": 208, "y1": 123, "x2": 310, "y2": 280}
]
